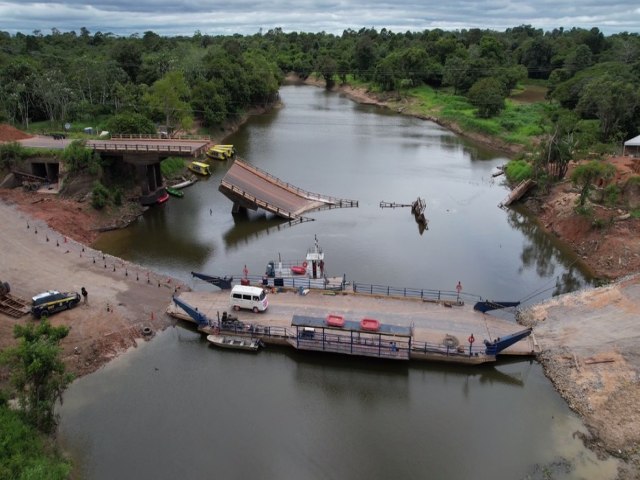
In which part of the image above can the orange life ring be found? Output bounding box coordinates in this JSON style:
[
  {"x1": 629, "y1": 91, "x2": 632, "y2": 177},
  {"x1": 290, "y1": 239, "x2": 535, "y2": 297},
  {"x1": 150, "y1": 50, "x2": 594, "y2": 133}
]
[{"x1": 302, "y1": 261, "x2": 308, "y2": 268}]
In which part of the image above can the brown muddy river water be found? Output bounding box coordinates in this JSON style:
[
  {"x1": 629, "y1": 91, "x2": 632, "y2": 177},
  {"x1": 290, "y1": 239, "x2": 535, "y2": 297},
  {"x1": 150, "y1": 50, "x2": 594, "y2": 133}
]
[{"x1": 58, "y1": 85, "x2": 618, "y2": 479}]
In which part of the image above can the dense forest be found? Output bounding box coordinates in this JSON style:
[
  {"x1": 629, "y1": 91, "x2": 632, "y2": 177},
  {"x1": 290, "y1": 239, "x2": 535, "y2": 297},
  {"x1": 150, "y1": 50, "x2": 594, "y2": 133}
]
[{"x1": 0, "y1": 25, "x2": 639, "y2": 172}]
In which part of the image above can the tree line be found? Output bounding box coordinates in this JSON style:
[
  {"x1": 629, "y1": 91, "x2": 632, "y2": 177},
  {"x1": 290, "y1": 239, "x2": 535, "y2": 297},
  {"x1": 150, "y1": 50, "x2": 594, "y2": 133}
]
[{"x1": 0, "y1": 25, "x2": 638, "y2": 149}]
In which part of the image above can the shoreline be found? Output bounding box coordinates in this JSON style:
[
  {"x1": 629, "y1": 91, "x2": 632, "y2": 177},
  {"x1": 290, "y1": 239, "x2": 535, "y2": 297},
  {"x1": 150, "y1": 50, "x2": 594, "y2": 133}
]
[
  {"x1": 2, "y1": 82, "x2": 639, "y2": 476},
  {"x1": 299, "y1": 75, "x2": 523, "y2": 155},
  {"x1": 1, "y1": 195, "x2": 638, "y2": 476}
]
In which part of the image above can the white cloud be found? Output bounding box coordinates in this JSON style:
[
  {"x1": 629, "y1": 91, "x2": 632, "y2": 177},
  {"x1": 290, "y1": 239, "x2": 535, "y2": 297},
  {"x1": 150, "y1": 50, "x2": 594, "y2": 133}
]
[{"x1": 0, "y1": 0, "x2": 638, "y2": 36}]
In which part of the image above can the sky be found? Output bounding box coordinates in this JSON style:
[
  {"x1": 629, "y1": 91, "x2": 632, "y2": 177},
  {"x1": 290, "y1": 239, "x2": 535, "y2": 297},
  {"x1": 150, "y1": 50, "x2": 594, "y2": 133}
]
[{"x1": 1, "y1": 0, "x2": 639, "y2": 37}]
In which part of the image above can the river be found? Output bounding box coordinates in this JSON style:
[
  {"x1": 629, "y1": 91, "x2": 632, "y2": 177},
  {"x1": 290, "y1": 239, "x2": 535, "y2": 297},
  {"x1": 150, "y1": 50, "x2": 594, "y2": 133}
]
[{"x1": 58, "y1": 85, "x2": 618, "y2": 479}]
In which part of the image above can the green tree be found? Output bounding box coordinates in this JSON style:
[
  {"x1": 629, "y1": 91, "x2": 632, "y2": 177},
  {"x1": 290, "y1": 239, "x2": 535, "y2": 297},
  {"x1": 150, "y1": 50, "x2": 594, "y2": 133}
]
[
  {"x1": 576, "y1": 75, "x2": 639, "y2": 141},
  {"x1": 317, "y1": 54, "x2": 338, "y2": 89},
  {"x1": 104, "y1": 112, "x2": 156, "y2": 135},
  {"x1": 564, "y1": 44, "x2": 592, "y2": 75},
  {"x1": 442, "y1": 55, "x2": 470, "y2": 94},
  {"x1": 467, "y1": 77, "x2": 506, "y2": 118},
  {"x1": 0, "y1": 405, "x2": 71, "y2": 480},
  {"x1": 354, "y1": 35, "x2": 377, "y2": 80},
  {"x1": 571, "y1": 160, "x2": 616, "y2": 206},
  {"x1": 536, "y1": 110, "x2": 578, "y2": 180},
  {"x1": 1, "y1": 320, "x2": 73, "y2": 434},
  {"x1": 62, "y1": 139, "x2": 102, "y2": 175},
  {"x1": 145, "y1": 70, "x2": 193, "y2": 135}
]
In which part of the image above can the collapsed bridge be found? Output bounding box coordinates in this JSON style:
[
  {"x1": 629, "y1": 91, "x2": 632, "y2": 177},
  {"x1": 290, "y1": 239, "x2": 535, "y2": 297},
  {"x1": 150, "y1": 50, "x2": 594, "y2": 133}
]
[{"x1": 219, "y1": 159, "x2": 358, "y2": 221}]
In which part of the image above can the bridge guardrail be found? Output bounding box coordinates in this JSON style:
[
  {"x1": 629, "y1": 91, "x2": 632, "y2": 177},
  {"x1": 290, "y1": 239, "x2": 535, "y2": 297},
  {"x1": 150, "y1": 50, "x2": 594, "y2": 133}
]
[
  {"x1": 235, "y1": 160, "x2": 358, "y2": 207},
  {"x1": 88, "y1": 142, "x2": 197, "y2": 153},
  {"x1": 111, "y1": 133, "x2": 212, "y2": 141}
]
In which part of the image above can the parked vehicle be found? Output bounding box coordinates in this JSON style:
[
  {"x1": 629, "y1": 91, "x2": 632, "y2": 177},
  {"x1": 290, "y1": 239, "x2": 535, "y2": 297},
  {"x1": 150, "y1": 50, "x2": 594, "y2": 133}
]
[
  {"x1": 31, "y1": 290, "x2": 80, "y2": 318},
  {"x1": 230, "y1": 285, "x2": 268, "y2": 312}
]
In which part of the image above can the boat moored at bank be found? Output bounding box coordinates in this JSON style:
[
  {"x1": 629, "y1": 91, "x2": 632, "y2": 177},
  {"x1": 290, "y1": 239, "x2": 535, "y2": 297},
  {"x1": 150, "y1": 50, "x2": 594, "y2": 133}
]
[
  {"x1": 206, "y1": 334, "x2": 262, "y2": 352},
  {"x1": 188, "y1": 161, "x2": 211, "y2": 176}
]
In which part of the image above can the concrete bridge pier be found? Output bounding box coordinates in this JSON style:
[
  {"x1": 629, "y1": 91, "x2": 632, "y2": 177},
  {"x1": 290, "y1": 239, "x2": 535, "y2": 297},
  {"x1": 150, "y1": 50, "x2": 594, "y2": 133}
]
[
  {"x1": 124, "y1": 153, "x2": 165, "y2": 205},
  {"x1": 232, "y1": 202, "x2": 247, "y2": 214}
]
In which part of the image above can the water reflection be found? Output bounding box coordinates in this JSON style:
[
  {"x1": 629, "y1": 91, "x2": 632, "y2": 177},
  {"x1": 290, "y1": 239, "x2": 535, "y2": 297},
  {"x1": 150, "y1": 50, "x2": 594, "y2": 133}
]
[
  {"x1": 505, "y1": 205, "x2": 591, "y2": 301},
  {"x1": 222, "y1": 211, "x2": 296, "y2": 251}
]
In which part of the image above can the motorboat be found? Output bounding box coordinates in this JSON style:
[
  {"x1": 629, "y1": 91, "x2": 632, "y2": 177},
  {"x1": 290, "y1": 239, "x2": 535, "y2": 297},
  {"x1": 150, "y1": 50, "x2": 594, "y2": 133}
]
[{"x1": 206, "y1": 334, "x2": 262, "y2": 352}]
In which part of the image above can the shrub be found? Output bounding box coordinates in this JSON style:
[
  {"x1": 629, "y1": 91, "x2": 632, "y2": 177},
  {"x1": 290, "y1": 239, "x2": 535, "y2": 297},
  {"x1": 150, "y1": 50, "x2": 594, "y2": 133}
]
[
  {"x1": 0, "y1": 405, "x2": 72, "y2": 480},
  {"x1": 104, "y1": 113, "x2": 156, "y2": 135},
  {"x1": 0, "y1": 141, "x2": 26, "y2": 169},
  {"x1": 62, "y1": 140, "x2": 101, "y2": 175},
  {"x1": 160, "y1": 157, "x2": 186, "y2": 177},
  {"x1": 91, "y1": 181, "x2": 110, "y2": 209},
  {"x1": 603, "y1": 184, "x2": 620, "y2": 206},
  {"x1": 113, "y1": 188, "x2": 123, "y2": 206},
  {"x1": 504, "y1": 159, "x2": 533, "y2": 182}
]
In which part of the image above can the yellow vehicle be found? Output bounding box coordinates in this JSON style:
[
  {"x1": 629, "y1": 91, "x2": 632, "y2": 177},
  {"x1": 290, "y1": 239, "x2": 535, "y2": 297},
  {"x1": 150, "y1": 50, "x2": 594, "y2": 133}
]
[
  {"x1": 188, "y1": 161, "x2": 211, "y2": 176},
  {"x1": 215, "y1": 144, "x2": 236, "y2": 155},
  {"x1": 205, "y1": 148, "x2": 227, "y2": 161}
]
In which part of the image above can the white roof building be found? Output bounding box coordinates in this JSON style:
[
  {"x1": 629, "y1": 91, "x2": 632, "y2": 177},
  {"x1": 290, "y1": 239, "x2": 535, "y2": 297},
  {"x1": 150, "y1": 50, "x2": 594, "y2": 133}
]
[{"x1": 623, "y1": 134, "x2": 640, "y2": 156}]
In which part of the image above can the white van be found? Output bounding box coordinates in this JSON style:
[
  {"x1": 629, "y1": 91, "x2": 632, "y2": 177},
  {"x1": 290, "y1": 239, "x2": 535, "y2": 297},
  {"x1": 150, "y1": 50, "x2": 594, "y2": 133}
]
[{"x1": 230, "y1": 285, "x2": 269, "y2": 312}]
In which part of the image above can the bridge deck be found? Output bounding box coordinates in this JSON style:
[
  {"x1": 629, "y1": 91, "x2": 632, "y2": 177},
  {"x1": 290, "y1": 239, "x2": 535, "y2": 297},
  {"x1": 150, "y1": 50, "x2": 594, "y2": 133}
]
[
  {"x1": 219, "y1": 159, "x2": 357, "y2": 220},
  {"x1": 18, "y1": 136, "x2": 208, "y2": 157}
]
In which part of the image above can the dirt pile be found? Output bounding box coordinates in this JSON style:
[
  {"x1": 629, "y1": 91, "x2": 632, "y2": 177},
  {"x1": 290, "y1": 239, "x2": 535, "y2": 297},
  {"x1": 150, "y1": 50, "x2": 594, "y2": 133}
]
[{"x1": 0, "y1": 123, "x2": 32, "y2": 142}]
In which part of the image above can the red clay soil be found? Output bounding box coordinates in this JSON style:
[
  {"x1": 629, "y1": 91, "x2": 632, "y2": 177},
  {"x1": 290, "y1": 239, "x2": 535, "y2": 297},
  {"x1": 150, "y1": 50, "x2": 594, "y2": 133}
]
[
  {"x1": 0, "y1": 123, "x2": 32, "y2": 141},
  {"x1": 528, "y1": 157, "x2": 640, "y2": 280}
]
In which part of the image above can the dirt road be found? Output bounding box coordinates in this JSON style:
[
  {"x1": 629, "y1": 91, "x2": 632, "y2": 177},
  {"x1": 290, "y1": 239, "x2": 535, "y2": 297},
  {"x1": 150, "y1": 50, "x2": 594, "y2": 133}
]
[
  {"x1": 519, "y1": 278, "x2": 640, "y2": 476},
  {"x1": 0, "y1": 199, "x2": 188, "y2": 378}
]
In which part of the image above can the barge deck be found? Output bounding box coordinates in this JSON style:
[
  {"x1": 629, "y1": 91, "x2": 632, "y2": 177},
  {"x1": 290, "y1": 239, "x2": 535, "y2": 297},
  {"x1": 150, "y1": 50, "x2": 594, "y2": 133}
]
[{"x1": 167, "y1": 289, "x2": 538, "y2": 365}]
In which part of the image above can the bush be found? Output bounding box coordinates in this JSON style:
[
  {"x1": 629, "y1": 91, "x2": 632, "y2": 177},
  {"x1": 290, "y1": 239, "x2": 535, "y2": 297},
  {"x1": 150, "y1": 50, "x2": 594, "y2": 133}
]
[
  {"x1": 113, "y1": 188, "x2": 123, "y2": 206},
  {"x1": 504, "y1": 159, "x2": 533, "y2": 182},
  {"x1": 0, "y1": 141, "x2": 26, "y2": 170},
  {"x1": 603, "y1": 184, "x2": 620, "y2": 206},
  {"x1": 91, "y1": 181, "x2": 110, "y2": 209},
  {"x1": 104, "y1": 113, "x2": 156, "y2": 135},
  {"x1": 0, "y1": 405, "x2": 71, "y2": 480},
  {"x1": 62, "y1": 140, "x2": 101, "y2": 175},
  {"x1": 160, "y1": 157, "x2": 186, "y2": 177}
]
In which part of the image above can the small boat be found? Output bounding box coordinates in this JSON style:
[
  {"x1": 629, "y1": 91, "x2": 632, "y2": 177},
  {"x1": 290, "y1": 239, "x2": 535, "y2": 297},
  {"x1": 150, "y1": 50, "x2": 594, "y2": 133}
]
[
  {"x1": 170, "y1": 179, "x2": 197, "y2": 189},
  {"x1": 360, "y1": 318, "x2": 380, "y2": 331},
  {"x1": 290, "y1": 265, "x2": 306, "y2": 275},
  {"x1": 188, "y1": 161, "x2": 211, "y2": 176},
  {"x1": 214, "y1": 144, "x2": 236, "y2": 156},
  {"x1": 156, "y1": 192, "x2": 170, "y2": 204},
  {"x1": 166, "y1": 187, "x2": 184, "y2": 198},
  {"x1": 191, "y1": 272, "x2": 234, "y2": 290},
  {"x1": 206, "y1": 334, "x2": 262, "y2": 352},
  {"x1": 205, "y1": 149, "x2": 227, "y2": 161},
  {"x1": 326, "y1": 314, "x2": 345, "y2": 327}
]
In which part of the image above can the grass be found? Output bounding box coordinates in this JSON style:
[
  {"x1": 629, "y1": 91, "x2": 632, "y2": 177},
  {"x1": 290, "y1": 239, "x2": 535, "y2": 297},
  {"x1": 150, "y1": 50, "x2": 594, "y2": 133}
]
[
  {"x1": 25, "y1": 117, "x2": 111, "y2": 139},
  {"x1": 160, "y1": 157, "x2": 186, "y2": 178},
  {"x1": 392, "y1": 85, "x2": 547, "y2": 147}
]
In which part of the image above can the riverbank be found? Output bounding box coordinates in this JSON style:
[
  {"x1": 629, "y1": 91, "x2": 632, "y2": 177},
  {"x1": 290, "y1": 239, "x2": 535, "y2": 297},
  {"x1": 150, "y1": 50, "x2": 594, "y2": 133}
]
[
  {"x1": 299, "y1": 75, "x2": 523, "y2": 155},
  {"x1": 0, "y1": 198, "x2": 186, "y2": 380},
  {"x1": 518, "y1": 277, "x2": 640, "y2": 477}
]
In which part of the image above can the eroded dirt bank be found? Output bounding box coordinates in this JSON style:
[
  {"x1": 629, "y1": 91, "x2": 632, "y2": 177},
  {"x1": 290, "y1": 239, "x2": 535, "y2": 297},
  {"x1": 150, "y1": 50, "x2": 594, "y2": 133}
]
[{"x1": 518, "y1": 277, "x2": 640, "y2": 477}]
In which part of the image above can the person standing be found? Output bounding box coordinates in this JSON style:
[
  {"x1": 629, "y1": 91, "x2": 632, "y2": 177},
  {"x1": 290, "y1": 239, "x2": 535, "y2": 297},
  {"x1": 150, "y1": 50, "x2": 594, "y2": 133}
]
[{"x1": 81, "y1": 287, "x2": 88, "y2": 305}]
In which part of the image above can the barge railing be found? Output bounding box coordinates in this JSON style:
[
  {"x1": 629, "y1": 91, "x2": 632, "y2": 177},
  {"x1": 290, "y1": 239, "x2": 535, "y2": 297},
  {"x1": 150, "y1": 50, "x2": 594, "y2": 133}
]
[{"x1": 351, "y1": 282, "x2": 482, "y2": 304}]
